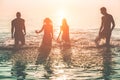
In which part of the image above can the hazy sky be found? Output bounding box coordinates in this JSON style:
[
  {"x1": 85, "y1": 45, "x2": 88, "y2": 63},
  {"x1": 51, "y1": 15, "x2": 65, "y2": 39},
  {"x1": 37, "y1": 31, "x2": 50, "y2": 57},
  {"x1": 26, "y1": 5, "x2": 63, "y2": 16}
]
[{"x1": 0, "y1": 0, "x2": 120, "y2": 30}]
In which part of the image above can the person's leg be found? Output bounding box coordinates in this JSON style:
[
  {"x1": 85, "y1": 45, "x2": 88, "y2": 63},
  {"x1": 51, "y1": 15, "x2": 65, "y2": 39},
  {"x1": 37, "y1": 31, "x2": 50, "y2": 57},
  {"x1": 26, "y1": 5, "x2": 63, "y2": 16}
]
[
  {"x1": 15, "y1": 38, "x2": 19, "y2": 46},
  {"x1": 105, "y1": 31, "x2": 111, "y2": 46},
  {"x1": 106, "y1": 34, "x2": 111, "y2": 46},
  {"x1": 21, "y1": 35, "x2": 25, "y2": 45}
]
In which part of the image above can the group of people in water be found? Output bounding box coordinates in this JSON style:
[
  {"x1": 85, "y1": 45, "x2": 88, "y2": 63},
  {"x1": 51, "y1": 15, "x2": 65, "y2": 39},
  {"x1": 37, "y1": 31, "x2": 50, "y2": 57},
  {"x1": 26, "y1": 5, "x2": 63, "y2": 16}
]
[{"x1": 11, "y1": 7, "x2": 115, "y2": 48}]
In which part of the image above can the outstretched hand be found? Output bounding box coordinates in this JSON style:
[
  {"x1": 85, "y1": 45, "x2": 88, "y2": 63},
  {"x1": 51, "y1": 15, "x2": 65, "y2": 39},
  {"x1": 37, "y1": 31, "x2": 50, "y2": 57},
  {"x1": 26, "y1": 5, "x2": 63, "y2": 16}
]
[{"x1": 35, "y1": 30, "x2": 39, "y2": 34}]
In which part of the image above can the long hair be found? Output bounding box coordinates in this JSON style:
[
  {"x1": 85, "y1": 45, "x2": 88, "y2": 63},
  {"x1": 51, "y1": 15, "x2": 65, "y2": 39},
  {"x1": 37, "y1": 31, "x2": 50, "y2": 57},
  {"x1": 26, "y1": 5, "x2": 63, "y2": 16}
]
[
  {"x1": 43, "y1": 17, "x2": 52, "y2": 25},
  {"x1": 62, "y1": 18, "x2": 68, "y2": 26}
]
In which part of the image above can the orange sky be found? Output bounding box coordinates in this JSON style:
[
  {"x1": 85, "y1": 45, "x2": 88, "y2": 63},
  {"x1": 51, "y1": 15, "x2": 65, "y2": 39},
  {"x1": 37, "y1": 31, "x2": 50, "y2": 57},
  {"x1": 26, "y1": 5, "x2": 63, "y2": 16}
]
[{"x1": 0, "y1": 0, "x2": 120, "y2": 30}]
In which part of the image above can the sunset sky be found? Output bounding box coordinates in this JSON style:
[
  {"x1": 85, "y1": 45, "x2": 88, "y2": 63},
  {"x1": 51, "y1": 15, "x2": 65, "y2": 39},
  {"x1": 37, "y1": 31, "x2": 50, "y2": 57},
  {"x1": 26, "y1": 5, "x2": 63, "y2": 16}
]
[{"x1": 0, "y1": 0, "x2": 120, "y2": 30}]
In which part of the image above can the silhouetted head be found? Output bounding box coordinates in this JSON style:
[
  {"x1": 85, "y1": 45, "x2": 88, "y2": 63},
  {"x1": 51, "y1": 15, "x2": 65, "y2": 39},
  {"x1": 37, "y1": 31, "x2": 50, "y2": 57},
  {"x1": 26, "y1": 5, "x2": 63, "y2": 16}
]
[
  {"x1": 16, "y1": 12, "x2": 21, "y2": 18},
  {"x1": 44, "y1": 17, "x2": 52, "y2": 24},
  {"x1": 100, "y1": 7, "x2": 107, "y2": 15},
  {"x1": 62, "y1": 18, "x2": 68, "y2": 26}
]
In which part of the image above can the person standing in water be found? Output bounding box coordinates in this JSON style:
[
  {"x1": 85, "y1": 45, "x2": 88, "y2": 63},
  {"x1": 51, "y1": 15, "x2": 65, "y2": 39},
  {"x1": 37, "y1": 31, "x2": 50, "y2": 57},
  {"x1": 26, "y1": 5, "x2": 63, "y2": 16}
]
[
  {"x1": 95, "y1": 7, "x2": 115, "y2": 47},
  {"x1": 57, "y1": 18, "x2": 70, "y2": 43},
  {"x1": 11, "y1": 12, "x2": 26, "y2": 46},
  {"x1": 35, "y1": 18, "x2": 53, "y2": 48},
  {"x1": 35, "y1": 18, "x2": 53, "y2": 64}
]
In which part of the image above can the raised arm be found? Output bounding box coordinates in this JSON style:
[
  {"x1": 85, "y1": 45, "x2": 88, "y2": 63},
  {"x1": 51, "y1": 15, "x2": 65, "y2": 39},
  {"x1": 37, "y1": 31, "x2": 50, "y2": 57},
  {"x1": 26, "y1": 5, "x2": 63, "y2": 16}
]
[{"x1": 35, "y1": 25, "x2": 44, "y2": 34}]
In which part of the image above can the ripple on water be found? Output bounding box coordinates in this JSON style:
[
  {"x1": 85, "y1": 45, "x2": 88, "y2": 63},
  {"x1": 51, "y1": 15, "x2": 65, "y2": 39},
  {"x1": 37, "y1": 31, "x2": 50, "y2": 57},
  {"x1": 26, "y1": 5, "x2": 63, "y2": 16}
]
[{"x1": 0, "y1": 30, "x2": 120, "y2": 79}]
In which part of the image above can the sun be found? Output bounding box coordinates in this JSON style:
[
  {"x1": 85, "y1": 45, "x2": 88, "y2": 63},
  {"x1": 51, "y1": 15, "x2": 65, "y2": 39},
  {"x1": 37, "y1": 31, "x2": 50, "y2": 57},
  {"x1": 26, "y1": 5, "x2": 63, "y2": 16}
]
[
  {"x1": 58, "y1": 10, "x2": 65, "y2": 21},
  {"x1": 56, "y1": 10, "x2": 66, "y2": 26}
]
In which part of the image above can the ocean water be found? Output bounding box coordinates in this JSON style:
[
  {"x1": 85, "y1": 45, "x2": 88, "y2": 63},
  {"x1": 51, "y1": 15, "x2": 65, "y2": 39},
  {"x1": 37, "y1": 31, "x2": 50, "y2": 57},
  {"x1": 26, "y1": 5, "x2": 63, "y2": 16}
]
[{"x1": 0, "y1": 24, "x2": 120, "y2": 80}]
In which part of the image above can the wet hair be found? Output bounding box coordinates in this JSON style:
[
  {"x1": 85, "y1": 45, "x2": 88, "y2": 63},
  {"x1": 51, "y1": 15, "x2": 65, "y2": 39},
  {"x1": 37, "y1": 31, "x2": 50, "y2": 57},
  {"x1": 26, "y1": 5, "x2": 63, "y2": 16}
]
[
  {"x1": 62, "y1": 18, "x2": 68, "y2": 26},
  {"x1": 16, "y1": 12, "x2": 21, "y2": 18},
  {"x1": 43, "y1": 17, "x2": 52, "y2": 24},
  {"x1": 100, "y1": 7, "x2": 107, "y2": 12}
]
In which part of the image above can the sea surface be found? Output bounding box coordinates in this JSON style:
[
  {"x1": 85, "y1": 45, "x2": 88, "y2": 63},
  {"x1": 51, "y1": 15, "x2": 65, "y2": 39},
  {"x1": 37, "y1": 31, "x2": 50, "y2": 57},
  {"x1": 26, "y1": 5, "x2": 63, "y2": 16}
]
[{"x1": 0, "y1": 26, "x2": 120, "y2": 80}]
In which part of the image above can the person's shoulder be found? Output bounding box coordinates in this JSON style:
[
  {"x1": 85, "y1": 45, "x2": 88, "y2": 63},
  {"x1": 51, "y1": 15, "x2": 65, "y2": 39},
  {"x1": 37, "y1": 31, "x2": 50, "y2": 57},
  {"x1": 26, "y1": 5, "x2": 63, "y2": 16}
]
[
  {"x1": 101, "y1": 16, "x2": 104, "y2": 18},
  {"x1": 12, "y1": 18, "x2": 17, "y2": 22},
  {"x1": 107, "y1": 14, "x2": 113, "y2": 17},
  {"x1": 108, "y1": 14, "x2": 114, "y2": 20},
  {"x1": 20, "y1": 18, "x2": 25, "y2": 21}
]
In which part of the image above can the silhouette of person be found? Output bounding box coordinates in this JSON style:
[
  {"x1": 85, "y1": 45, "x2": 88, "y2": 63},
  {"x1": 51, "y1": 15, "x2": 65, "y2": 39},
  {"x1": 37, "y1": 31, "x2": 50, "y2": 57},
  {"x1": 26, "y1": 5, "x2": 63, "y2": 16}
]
[
  {"x1": 35, "y1": 18, "x2": 53, "y2": 64},
  {"x1": 57, "y1": 18, "x2": 70, "y2": 43},
  {"x1": 11, "y1": 12, "x2": 26, "y2": 46},
  {"x1": 95, "y1": 7, "x2": 115, "y2": 47},
  {"x1": 36, "y1": 17, "x2": 53, "y2": 48}
]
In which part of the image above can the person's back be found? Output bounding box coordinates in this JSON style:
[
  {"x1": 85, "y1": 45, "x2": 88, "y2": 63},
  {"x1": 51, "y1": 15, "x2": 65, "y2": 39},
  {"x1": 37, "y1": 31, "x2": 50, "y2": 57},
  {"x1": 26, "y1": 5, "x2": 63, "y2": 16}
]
[
  {"x1": 61, "y1": 24, "x2": 69, "y2": 34},
  {"x1": 102, "y1": 14, "x2": 114, "y2": 31},
  {"x1": 61, "y1": 24, "x2": 69, "y2": 42},
  {"x1": 11, "y1": 12, "x2": 26, "y2": 46},
  {"x1": 57, "y1": 18, "x2": 70, "y2": 43},
  {"x1": 61, "y1": 19, "x2": 70, "y2": 42},
  {"x1": 12, "y1": 18, "x2": 25, "y2": 34},
  {"x1": 43, "y1": 24, "x2": 53, "y2": 36}
]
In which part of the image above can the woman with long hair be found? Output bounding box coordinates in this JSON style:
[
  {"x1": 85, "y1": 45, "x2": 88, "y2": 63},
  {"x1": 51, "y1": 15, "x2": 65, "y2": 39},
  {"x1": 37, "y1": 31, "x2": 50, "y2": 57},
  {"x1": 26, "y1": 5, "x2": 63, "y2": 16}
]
[{"x1": 57, "y1": 18, "x2": 70, "y2": 43}]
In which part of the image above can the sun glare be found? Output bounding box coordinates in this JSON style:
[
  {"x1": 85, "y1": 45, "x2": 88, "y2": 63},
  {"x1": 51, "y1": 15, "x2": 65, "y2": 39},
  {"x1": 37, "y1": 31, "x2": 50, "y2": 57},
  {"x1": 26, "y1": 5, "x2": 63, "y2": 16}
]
[
  {"x1": 56, "y1": 10, "x2": 66, "y2": 26},
  {"x1": 58, "y1": 10, "x2": 65, "y2": 20}
]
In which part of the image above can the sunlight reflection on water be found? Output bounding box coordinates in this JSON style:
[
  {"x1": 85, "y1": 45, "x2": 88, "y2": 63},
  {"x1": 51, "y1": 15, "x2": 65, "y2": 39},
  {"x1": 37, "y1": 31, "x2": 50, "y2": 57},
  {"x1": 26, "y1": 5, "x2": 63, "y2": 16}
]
[{"x1": 0, "y1": 29, "x2": 120, "y2": 80}]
